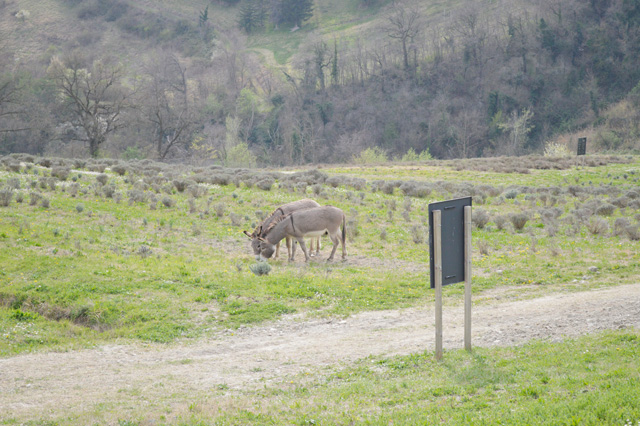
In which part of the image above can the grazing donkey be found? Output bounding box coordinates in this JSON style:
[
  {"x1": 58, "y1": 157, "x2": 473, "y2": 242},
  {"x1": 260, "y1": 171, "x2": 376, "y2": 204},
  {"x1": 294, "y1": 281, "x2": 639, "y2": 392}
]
[
  {"x1": 258, "y1": 206, "x2": 346, "y2": 262},
  {"x1": 243, "y1": 198, "x2": 321, "y2": 260}
]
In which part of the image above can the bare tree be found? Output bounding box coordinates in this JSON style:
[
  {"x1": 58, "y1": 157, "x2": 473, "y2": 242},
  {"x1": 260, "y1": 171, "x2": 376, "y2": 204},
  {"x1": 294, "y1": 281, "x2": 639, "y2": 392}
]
[
  {"x1": 385, "y1": 3, "x2": 422, "y2": 70},
  {"x1": 141, "y1": 52, "x2": 194, "y2": 160},
  {"x1": 48, "y1": 54, "x2": 130, "y2": 157}
]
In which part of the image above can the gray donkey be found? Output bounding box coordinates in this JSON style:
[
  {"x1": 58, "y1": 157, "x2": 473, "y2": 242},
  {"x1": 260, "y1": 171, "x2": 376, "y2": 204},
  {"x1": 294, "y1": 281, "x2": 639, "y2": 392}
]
[
  {"x1": 243, "y1": 198, "x2": 321, "y2": 260},
  {"x1": 257, "y1": 206, "x2": 346, "y2": 262}
]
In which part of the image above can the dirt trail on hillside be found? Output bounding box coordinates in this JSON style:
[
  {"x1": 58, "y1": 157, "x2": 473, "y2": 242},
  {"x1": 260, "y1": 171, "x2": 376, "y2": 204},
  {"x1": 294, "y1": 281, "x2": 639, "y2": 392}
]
[{"x1": 2, "y1": 284, "x2": 640, "y2": 421}]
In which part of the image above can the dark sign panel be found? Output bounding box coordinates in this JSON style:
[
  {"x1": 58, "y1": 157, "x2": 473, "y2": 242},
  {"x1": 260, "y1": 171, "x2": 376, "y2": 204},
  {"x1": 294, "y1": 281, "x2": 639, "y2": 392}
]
[
  {"x1": 429, "y1": 197, "x2": 472, "y2": 288},
  {"x1": 578, "y1": 137, "x2": 587, "y2": 156}
]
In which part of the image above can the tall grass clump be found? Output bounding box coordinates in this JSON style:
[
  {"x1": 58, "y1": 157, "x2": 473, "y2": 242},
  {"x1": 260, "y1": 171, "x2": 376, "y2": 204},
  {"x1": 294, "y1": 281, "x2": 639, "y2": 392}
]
[{"x1": 0, "y1": 187, "x2": 13, "y2": 206}]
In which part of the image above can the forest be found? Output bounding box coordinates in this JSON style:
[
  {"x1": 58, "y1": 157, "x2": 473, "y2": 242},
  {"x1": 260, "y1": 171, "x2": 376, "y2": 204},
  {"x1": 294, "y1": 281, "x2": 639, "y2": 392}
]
[{"x1": 1, "y1": 0, "x2": 640, "y2": 165}]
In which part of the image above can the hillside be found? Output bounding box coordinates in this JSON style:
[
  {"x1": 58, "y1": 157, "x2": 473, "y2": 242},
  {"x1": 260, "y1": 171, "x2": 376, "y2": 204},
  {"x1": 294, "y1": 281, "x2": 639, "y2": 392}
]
[{"x1": 1, "y1": 0, "x2": 640, "y2": 163}]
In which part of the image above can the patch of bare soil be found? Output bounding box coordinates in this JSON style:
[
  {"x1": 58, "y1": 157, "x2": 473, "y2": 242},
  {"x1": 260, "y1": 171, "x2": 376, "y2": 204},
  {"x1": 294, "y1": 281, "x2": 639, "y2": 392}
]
[{"x1": 1, "y1": 284, "x2": 639, "y2": 421}]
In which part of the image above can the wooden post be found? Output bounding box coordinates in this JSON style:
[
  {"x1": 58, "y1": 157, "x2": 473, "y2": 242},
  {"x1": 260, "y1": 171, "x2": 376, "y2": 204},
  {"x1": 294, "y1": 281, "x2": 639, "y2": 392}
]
[
  {"x1": 464, "y1": 206, "x2": 472, "y2": 352},
  {"x1": 434, "y1": 210, "x2": 443, "y2": 361}
]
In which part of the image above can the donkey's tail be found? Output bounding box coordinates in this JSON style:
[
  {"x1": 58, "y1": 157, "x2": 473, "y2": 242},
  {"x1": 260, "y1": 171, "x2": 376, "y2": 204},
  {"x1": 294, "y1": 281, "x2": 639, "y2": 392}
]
[{"x1": 341, "y1": 213, "x2": 347, "y2": 256}]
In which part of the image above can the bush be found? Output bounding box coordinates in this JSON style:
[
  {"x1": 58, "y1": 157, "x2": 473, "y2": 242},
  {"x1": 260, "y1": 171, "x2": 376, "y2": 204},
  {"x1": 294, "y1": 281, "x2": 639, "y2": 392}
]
[
  {"x1": 510, "y1": 213, "x2": 528, "y2": 231},
  {"x1": 256, "y1": 178, "x2": 274, "y2": 191},
  {"x1": 161, "y1": 196, "x2": 176, "y2": 208},
  {"x1": 0, "y1": 187, "x2": 13, "y2": 207},
  {"x1": 595, "y1": 203, "x2": 616, "y2": 216},
  {"x1": 214, "y1": 202, "x2": 226, "y2": 218},
  {"x1": 111, "y1": 164, "x2": 127, "y2": 176},
  {"x1": 52, "y1": 166, "x2": 71, "y2": 181},
  {"x1": 96, "y1": 174, "x2": 108, "y2": 185},
  {"x1": 587, "y1": 217, "x2": 609, "y2": 235},
  {"x1": 543, "y1": 141, "x2": 571, "y2": 157},
  {"x1": 399, "y1": 148, "x2": 432, "y2": 162},
  {"x1": 472, "y1": 208, "x2": 490, "y2": 229},
  {"x1": 504, "y1": 189, "x2": 519, "y2": 200},
  {"x1": 352, "y1": 147, "x2": 388, "y2": 164},
  {"x1": 250, "y1": 262, "x2": 272, "y2": 276}
]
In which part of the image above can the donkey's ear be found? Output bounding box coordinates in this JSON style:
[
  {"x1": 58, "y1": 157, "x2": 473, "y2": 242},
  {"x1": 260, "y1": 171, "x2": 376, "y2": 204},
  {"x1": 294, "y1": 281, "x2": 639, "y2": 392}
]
[
  {"x1": 243, "y1": 230, "x2": 253, "y2": 239},
  {"x1": 258, "y1": 236, "x2": 268, "y2": 243}
]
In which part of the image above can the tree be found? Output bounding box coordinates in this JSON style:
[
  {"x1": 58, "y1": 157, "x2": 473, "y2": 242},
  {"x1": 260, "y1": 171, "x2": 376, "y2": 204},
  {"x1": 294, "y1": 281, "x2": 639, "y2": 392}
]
[
  {"x1": 141, "y1": 53, "x2": 194, "y2": 160},
  {"x1": 385, "y1": 3, "x2": 421, "y2": 70},
  {"x1": 273, "y1": 0, "x2": 314, "y2": 28},
  {"x1": 498, "y1": 108, "x2": 534, "y2": 155},
  {"x1": 48, "y1": 54, "x2": 130, "y2": 157},
  {"x1": 239, "y1": 2, "x2": 266, "y2": 33}
]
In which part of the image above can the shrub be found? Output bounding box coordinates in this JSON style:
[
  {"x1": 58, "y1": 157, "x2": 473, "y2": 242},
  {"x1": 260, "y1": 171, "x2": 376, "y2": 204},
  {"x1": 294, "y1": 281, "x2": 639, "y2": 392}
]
[
  {"x1": 256, "y1": 178, "x2": 274, "y2": 191},
  {"x1": 626, "y1": 225, "x2": 640, "y2": 241},
  {"x1": 587, "y1": 217, "x2": 609, "y2": 235},
  {"x1": 29, "y1": 192, "x2": 42, "y2": 206},
  {"x1": 494, "y1": 214, "x2": 508, "y2": 230},
  {"x1": 214, "y1": 203, "x2": 226, "y2": 218},
  {"x1": 187, "y1": 184, "x2": 207, "y2": 198},
  {"x1": 161, "y1": 196, "x2": 175, "y2": 208},
  {"x1": 472, "y1": 208, "x2": 490, "y2": 229},
  {"x1": 250, "y1": 262, "x2": 272, "y2": 276},
  {"x1": 76, "y1": 204, "x2": 85, "y2": 213},
  {"x1": 614, "y1": 217, "x2": 631, "y2": 236},
  {"x1": 510, "y1": 213, "x2": 528, "y2": 231},
  {"x1": 229, "y1": 213, "x2": 243, "y2": 227},
  {"x1": 352, "y1": 147, "x2": 388, "y2": 164},
  {"x1": 0, "y1": 187, "x2": 13, "y2": 207},
  {"x1": 96, "y1": 174, "x2": 108, "y2": 185},
  {"x1": 399, "y1": 147, "x2": 432, "y2": 162},
  {"x1": 51, "y1": 166, "x2": 71, "y2": 181},
  {"x1": 504, "y1": 189, "x2": 519, "y2": 200},
  {"x1": 103, "y1": 184, "x2": 116, "y2": 198},
  {"x1": 543, "y1": 141, "x2": 571, "y2": 157},
  {"x1": 138, "y1": 245, "x2": 152, "y2": 258},
  {"x1": 595, "y1": 203, "x2": 616, "y2": 216},
  {"x1": 111, "y1": 164, "x2": 127, "y2": 176},
  {"x1": 410, "y1": 224, "x2": 426, "y2": 244},
  {"x1": 173, "y1": 180, "x2": 189, "y2": 192},
  {"x1": 128, "y1": 190, "x2": 146, "y2": 204}
]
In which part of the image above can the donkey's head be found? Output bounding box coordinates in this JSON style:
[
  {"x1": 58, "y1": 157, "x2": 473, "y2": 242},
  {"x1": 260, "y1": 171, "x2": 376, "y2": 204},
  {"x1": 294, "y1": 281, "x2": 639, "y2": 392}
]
[
  {"x1": 243, "y1": 227, "x2": 263, "y2": 259},
  {"x1": 257, "y1": 237, "x2": 276, "y2": 261}
]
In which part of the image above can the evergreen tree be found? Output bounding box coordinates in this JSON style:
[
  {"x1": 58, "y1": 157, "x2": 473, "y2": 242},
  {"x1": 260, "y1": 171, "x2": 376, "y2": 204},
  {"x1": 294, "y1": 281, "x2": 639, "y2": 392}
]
[
  {"x1": 275, "y1": 0, "x2": 313, "y2": 28},
  {"x1": 239, "y1": 1, "x2": 266, "y2": 33}
]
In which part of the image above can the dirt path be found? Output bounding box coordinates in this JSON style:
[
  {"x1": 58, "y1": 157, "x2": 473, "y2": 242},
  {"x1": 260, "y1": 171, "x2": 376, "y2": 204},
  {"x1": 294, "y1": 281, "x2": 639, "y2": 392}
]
[{"x1": 2, "y1": 284, "x2": 640, "y2": 421}]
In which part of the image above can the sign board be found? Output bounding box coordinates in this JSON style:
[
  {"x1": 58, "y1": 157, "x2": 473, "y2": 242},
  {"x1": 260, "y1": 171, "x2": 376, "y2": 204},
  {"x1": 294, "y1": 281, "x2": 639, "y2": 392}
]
[
  {"x1": 577, "y1": 137, "x2": 587, "y2": 156},
  {"x1": 429, "y1": 197, "x2": 472, "y2": 288}
]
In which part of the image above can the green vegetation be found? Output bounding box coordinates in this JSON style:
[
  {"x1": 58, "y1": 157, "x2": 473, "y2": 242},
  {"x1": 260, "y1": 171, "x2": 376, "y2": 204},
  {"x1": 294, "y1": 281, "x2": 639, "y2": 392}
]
[
  {"x1": 168, "y1": 330, "x2": 640, "y2": 425},
  {"x1": 1, "y1": 154, "x2": 639, "y2": 357}
]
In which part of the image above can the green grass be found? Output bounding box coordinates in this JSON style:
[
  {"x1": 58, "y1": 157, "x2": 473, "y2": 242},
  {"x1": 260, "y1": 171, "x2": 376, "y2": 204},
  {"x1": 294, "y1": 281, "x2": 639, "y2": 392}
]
[
  {"x1": 203, "y1": 329, "x2": 637, "y2": 426},
  {"x1": 26, "y1": 329, "x2": 638, "y2": 425},
  {"x1": 1, "y1": 155, "x2": 640, "y2": 356}
]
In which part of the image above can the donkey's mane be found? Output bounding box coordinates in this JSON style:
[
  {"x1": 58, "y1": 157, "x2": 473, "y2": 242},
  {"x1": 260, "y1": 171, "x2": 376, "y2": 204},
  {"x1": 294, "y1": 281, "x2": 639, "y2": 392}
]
[{"x1": 264, "y1": 212, "x2": 291, "y2": 235}]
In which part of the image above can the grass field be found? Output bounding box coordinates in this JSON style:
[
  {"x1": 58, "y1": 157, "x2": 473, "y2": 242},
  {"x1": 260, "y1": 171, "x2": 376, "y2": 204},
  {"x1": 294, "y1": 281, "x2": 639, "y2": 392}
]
[
  {"x1": 1, "y1": 154, "x2": 639, "y2": 356},
  {"x1": 0, "y1": 154, "x2": 639, "y2": 424},
  {"x1": 165, "y1": 330, "x2": 640, "y2": 426}
]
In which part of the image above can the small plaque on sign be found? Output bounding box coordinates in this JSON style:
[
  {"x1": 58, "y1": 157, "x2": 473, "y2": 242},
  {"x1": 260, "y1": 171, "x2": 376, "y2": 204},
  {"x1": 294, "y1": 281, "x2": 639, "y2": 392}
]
[
  {"x1": 429, "y1": 197, "x2": 472, "y2": 288},
  {"x1": 577, "y1": 137, "x2": 587, "y2": 156}
]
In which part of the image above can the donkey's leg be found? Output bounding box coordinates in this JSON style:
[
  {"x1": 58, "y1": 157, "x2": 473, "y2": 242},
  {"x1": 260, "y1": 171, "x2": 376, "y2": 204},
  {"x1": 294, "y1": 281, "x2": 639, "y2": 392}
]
[
  {"x1": 327, "y1": 233, "x2": 339, "y2": 261},
  {"x1": 308, "y1": 238, "x2": 316, "y2": 257},
  {"x1": 296, "y1": 237, "x2": 310, "y2": 262},
  {"x1": 315, "y1": 236, "x2": 321, "y2": 256},
  {"x1": 274, "y1": 241, "x2": 281, "y2": 259},
  {"x1": 288, "y1": 237, "x2": 295, "y2": 261}
]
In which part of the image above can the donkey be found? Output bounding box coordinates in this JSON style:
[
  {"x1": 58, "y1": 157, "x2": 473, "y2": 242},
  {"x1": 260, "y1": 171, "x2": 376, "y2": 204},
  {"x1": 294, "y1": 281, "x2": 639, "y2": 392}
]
[
  {"x1": 257, "y1": 206, "x2": 346, "y2": 262},
  {"x1": 243, "y1": 198, "x2": 321, "y2": 260}
]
